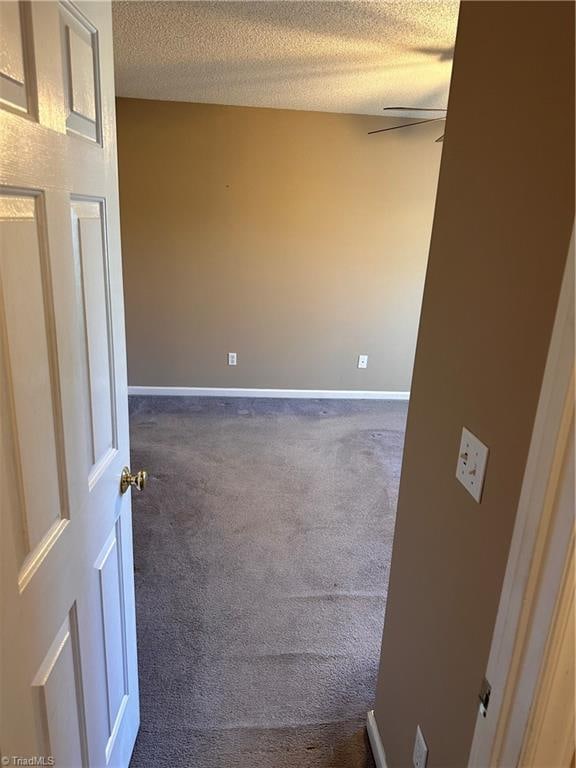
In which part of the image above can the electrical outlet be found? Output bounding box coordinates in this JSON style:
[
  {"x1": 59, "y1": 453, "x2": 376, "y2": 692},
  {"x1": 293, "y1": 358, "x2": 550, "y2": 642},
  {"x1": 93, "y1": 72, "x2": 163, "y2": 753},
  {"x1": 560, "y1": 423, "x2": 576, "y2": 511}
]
[
  {"x1": 456, "y1": 427, "x2": 489, "y2": 502},
  {"x1": 228, "y1": 352, "x2": 237, "y2": 366},
  {"x1": 358, "y1": 354, "x2": 368, "y2": 369},
  {"x1": 413, "y1": 725, "x2": 428, "y2": 768}
]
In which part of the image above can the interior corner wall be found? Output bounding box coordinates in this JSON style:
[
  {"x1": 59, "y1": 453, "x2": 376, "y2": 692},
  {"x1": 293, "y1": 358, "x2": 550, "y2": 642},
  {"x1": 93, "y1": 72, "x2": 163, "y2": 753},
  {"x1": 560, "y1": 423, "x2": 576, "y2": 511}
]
[
  {"x1": 115, "y1": 98, "x2": 442, "y2": 391},
  {"x1": 373, "y1": 2, "x2": 574, "y2": 767}
]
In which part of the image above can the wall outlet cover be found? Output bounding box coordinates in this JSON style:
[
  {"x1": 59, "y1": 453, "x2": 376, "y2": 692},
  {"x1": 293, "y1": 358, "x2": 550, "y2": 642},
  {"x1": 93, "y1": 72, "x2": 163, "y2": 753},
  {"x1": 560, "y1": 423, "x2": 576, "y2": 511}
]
[
  {"x1": 358, "y1": 354, "x2": 368, "y2": 369},
  {"x1": 456, "y1": 427, "x2": 489, "y2": 503},
  {"x1": 413, "y1": 725, "x2": 428, "y2": 768},
  {"x1": 228, "y1": 352, "x2": 237, "y2": 366}
]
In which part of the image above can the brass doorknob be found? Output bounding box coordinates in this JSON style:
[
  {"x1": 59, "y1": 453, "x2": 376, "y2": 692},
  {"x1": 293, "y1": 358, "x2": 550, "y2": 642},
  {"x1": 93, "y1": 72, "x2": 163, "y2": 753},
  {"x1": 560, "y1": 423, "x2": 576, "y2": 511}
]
[{"x1": 120, "y1": 467, "x2": 148, "y2": 494}]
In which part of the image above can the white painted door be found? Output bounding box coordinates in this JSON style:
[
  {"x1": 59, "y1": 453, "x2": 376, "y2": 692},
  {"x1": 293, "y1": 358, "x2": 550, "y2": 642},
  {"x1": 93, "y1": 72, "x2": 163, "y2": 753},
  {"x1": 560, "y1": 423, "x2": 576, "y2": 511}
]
[{"x1": 1, "y1": 2, "x2": 140, "y2": 766}]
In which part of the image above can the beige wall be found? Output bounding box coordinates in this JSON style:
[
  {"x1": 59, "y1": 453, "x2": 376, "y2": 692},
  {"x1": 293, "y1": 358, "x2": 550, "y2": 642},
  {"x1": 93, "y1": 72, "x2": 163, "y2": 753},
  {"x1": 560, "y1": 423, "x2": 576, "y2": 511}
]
[
  {"x1": 373, "y1": 2, "x2": 574, "y2": 767},
  {"x1": 116, "y1": 98, "x2": 442, "y2": 391}
]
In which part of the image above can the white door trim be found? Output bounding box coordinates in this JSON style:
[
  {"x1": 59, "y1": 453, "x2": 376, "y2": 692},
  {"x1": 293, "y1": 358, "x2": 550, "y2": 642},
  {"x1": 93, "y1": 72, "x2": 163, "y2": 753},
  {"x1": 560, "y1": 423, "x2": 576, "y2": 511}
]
[
  {"x1": 519, "y1": 540, "x2": 574, "y2": 767},
  {"x1": 367, "y1": 710, "x2": 389, "y2": 768},
  {"x1": 468, "y1": 229, "x2": 575, "y2": 767},
  {"x1": 128, "y1": 385, "x2": 410, "y2": 400}
]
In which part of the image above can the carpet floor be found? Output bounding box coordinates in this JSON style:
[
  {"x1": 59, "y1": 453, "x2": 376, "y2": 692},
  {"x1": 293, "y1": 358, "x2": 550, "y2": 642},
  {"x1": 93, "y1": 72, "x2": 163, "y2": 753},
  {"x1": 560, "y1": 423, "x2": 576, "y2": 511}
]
[{"x1": 128, "y1": 396, "x2": 407, "y2": 768}]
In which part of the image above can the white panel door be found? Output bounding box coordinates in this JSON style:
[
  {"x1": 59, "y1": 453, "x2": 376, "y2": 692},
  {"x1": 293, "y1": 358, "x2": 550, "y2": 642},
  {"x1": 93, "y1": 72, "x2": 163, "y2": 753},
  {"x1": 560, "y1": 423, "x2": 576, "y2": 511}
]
[{"x1": 0, "y1": 3, "x2": 140, "y2": 766}]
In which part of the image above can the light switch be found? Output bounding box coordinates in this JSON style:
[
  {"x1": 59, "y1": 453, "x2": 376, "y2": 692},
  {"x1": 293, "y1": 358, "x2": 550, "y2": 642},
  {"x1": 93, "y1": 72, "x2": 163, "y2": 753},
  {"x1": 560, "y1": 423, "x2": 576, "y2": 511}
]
[{"x1": 456, "y1": 427, "x2": 489, "y2": 502}]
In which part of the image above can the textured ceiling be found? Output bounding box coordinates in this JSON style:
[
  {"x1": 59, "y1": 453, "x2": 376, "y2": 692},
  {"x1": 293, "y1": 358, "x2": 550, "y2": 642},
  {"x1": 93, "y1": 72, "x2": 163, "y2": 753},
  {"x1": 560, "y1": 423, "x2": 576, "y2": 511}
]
[{"x1": 112, "y1": 1, "x2": 460, "y2": 116}]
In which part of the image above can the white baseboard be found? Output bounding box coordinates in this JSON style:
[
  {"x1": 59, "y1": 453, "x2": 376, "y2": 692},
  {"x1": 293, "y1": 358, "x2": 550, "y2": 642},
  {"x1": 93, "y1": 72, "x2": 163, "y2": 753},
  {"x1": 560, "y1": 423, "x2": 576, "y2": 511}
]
[
  {"x1": 127, "y1": 386, "x2": 410, "y2": 401},
  {"x1": 367, "y1": 710, "x2": 389, "y2": 768}
]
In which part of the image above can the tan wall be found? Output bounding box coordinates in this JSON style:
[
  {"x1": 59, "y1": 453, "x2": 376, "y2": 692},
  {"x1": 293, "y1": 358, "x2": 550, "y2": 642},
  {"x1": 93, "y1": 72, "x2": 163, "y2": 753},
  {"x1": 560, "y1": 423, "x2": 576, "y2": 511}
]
[
  {"x1": 116, "y1": 98, "x2": 442, "y2": 391},
  {"x1": 373, "y1": 2, "x2": 574, "y2": 767}
]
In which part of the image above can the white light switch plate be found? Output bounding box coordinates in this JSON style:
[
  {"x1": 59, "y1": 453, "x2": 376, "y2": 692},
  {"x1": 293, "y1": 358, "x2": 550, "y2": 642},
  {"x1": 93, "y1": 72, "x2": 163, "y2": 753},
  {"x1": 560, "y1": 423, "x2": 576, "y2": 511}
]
[
  {"x1": 358, "y1": 354, "x2": 368, "y2": 369},
  {"x1": 228, "y1": 352, "x2": 237, "y2": 366},
  {"x1": 456, "y1": 427, "x2": 489, "y2": 502}
]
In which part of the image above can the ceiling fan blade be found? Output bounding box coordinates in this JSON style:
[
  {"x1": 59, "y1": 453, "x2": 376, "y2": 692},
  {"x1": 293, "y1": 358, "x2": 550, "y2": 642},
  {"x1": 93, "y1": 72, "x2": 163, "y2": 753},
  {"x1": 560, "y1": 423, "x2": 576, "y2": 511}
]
[
  {"x1": 435, "y1": 134, "x2": 445, "y2": 143},
  {"x1": 368, "y1": 117, "x2": 445, "y2": 136}
]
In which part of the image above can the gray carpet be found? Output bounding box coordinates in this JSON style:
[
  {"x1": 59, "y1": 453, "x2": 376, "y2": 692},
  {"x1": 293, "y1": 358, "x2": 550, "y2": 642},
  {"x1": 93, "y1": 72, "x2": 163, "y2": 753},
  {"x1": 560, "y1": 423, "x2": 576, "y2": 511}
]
[{"x1": 128, "y1": 396, "x2": 407, "y2": 768}]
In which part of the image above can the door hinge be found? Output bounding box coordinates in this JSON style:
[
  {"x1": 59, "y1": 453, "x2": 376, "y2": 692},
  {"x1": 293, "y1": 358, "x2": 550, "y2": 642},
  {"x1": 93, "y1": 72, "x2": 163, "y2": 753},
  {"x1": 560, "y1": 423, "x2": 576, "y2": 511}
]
[{"x1": 479, "y1": 677, "x2": 491, "y2": 718}]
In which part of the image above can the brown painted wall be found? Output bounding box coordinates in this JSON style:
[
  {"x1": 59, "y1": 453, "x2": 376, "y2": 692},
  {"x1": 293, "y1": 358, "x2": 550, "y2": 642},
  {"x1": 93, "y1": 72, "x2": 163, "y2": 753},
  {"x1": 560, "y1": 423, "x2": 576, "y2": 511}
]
[
  {"x1": 373, "y1": 3, "x2": 574, "y2": 767},
  {"x1": 116, "y1": 99, "x2": 442, "y2": 391}
]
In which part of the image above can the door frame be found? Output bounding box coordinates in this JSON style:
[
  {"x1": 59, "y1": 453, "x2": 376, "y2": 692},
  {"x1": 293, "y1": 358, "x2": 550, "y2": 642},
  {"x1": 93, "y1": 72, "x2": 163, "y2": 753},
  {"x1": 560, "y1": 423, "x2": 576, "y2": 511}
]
[
  {"x1": 519, "y1": 537, "x2": 574, "y2": 767},
  {"x1": 468, "y1": 226, "x2": 575, "y2": 767}
]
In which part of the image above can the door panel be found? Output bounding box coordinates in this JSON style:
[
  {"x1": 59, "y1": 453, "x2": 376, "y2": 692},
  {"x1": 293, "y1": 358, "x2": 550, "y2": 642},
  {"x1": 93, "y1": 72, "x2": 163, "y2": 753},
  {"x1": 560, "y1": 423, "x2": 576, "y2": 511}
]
[
  {"x1": 71, "y1": 198, "x2": 117, "y2": 482},
  {"x1": 1, "y1": 3, "x2": 139, "y2": 766},
  {"x1": 0, "y1": 1, "x2": 32, "y2": 114},
  {"x1": 1, "y1": 3, "x2": 26, "y2": 84},
  {"x1": 0, "y1": 192, "x2": 67, "y2": 564},
  {"x1": 32, "y1": 610, "x2": 89, "y2": 767},
  {"x1": 60, "y1": 2, "x2": 101, "y2": 141},
  {"x1": 95, "y1": 523, "x2": 130, "y2": 762}
]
